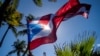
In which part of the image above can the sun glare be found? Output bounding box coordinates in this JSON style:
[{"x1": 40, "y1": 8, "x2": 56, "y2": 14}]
[{"x1": 41, "y1": 24, "x2": 51, "y2": 31}]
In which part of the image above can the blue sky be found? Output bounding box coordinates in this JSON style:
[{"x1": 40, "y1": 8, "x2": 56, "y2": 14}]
[{"x1": 0, "y1": 0, "x2": 100, "y2": 56}]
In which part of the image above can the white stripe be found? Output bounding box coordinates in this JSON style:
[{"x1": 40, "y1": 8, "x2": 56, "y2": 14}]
[
  {"x1": 30, "y1": 17, "x2": 40, "y2": 24},
  {"x1": 30, "y1": 20, "x2": 39, "y2": 24}
]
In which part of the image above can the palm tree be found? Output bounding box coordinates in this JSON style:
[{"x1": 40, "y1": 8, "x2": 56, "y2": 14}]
[
  {"x1": 0, "y1": 0, "x2": 23, "y2": 47},
  {"x1": 6, "y1": 39, "x2": 34, "y2": 56},
  {"x1": 54, "y1": 32, "x2": 96, "y2": 56},
  {"x1": 6, "y1": 39, "x2": 26, "y2": 56},
  {"x1": 0, "y1": 0, "x2": 20, "y2": 26},
  {"x1": 0, "y1": 11, "x2": 23, "y2": 47}
]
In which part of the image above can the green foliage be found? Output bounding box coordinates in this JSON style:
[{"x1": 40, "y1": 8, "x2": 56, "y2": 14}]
[
  {"x1": 10, "y1": 26, "x2": 17, "y2": 37},
  {"x1": 54, "y1": 44, "x2": 72, "y2": 56},
  {"x1": 17, "y1": 29, "x2": 27, "y2": 36},
  {"x1": 0, "y1": 0, "x2": 22, "y2": 26},
  {"x1": 33, "y1": 0, "x2": 42, "y2": 7},
  {"x1": 79, "y1": 36, "x2": 95, "y2": 56},
  {"x1": 5, "y1": 10, "x2": 22, "y2": 26},
  {"x1": 0, "y1": 0, "x2": 23, "y2": 47},
  {"x1": 54, "y1": 33, "x2": 96, "y2": 56},
  {"x1": 7, "y1": 39, "x2": 34, "y2": 56},
  {"x1": 11, "y1": 0, "x2": 19, "y2": 9},
  {"x1": 6, "y1": 39, "x2": 26, "y2": 56}
]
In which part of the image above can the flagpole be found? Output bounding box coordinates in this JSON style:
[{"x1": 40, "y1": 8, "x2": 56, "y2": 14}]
[
  {"x1": 22, "y1": 16, "x2": 32, "y2": 56},
  {"x1": 26, "y1": 17, "x2": 32, "y2": 56}
]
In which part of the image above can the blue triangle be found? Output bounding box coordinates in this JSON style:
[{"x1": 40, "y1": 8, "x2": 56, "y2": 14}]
[{"x1": 29, "y1": 24, "x2": 42, "y2": 41}]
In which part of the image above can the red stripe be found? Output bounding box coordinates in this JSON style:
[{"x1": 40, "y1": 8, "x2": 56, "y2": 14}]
[
  {"x1": 56, "y1": 0, "x2": 80, "y2": 16},
  {"x1": 38, "y1": 14, "x2": 51, "y2": 25},
  {"x1": 53, "y1": 0, "x2": 80, "y2": 28}
]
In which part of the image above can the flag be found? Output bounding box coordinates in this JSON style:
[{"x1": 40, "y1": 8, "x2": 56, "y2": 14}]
[
  {"x1": 27, "y1": 14, "x2": 57, "y2": 50},
  {"x1": 27, "y1": 0, "x2": 91, "y2": 50}
]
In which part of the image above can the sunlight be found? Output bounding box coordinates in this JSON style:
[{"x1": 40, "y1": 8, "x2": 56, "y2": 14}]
[
  {"x1": 31, "y1": 20, "x2": 38, "y2": 24},
  {"x1": 41, "y1": 24, "x2": 51, "y2": 31}
]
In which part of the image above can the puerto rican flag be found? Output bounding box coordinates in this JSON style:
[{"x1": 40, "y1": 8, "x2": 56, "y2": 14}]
[
  {"x1": 27, "y1": 14, "x2": 57, "y2": 50},
  {"x1": 27, "y1": 0, "x2": 91, "y2": 50}
]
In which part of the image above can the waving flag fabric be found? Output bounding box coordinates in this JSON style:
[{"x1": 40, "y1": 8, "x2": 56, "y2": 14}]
[
  {"x1": 27, "y1": 14, "x2": 57, "y2": 50},
  {"x1": 63, "y1": 4, "x2": 91, "y2": 21},
  {"x1": 27, "y1": 0, "x2": 91, "y2": 50}
]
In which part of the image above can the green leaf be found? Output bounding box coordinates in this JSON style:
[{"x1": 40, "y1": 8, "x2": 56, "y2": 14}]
[
  {"x1": 11, "y1": 0, "x2": 20, "y2": 9},
  {"x1": 33, "y1": 0, "x2": 42, "y2": 7},
  {"x1": 17, "y1": 29, "x2": 27, "y2": 36},
  {"x1": 6, "y1": 50, "x2": 17, "y2": 56},
  {"x1": 10, "y1": 26, "x2": 17, "y2": 37}
]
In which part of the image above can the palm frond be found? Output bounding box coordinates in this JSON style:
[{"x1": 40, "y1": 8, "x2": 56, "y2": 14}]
[
  {"x1": 79, "y1": 36, "x2": 95, "y2": 56},
  {"x1": 5, "y1": 11, "x2": 23, "y2": 26},
  {"x1": 6, "y1": 50, "x2": 17, "y2": 56},
  {"x1": 48, "y1": 0, "x2": 57, "y2": 2},
  {"x1": 10, "y1": 39, "x2": 27, "y2": 55},
  {"x1": 54, "y1": 32, "x2": 96, "y2": 56},
  {"x1": 10, "y1": 26, "x2": 17, "y2": 37},
  {"x1": 17, "y1": 23, "x2": 27, "y2": 28},
  {"x1": 32, "y1": 0, "x2": 42, "y2": 7},
  {"x1": 10, "y1": 0, "x2": 20, "y2": 10},
  {"x1": 17, "y1": 29, "x2": 27, "y2": 36},
  {"x1": 19, "y1": 40, "x2": 26, "y2": 48}
]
